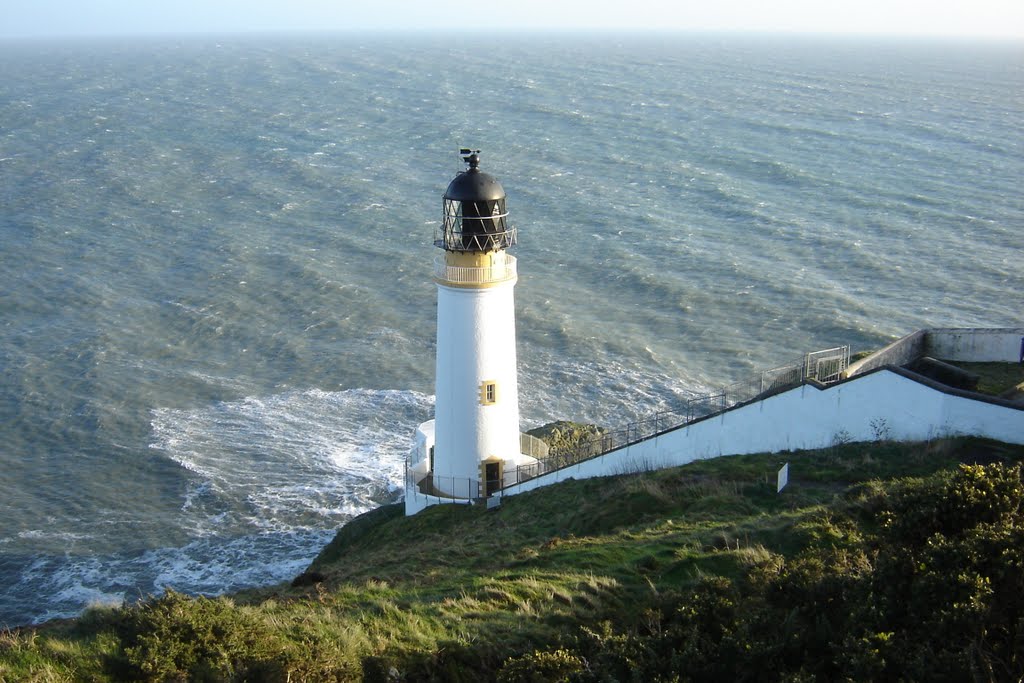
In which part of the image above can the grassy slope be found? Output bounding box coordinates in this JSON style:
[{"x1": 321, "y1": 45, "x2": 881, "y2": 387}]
[
  {"x1": 949, "y1": 361, "x2": 1024, "y2": 396},
  {"x1": 2, "y1": 437, "x2": 1022, "y2": 682}
]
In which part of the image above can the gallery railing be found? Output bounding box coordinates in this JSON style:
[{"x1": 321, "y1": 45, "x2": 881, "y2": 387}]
[{"x1": 433, "y1": 254, "x2": 517, "y2": 286}]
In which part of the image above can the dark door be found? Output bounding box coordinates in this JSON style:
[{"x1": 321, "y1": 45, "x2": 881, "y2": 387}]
[{"x1": 484, "y1": 461, "x2": 501, "y2": 497}]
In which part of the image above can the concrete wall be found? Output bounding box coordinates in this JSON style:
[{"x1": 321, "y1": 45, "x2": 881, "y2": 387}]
[
  {"x1": 847, "y1": 328, "x2": 1024, "y2": 378},
  {"x1": 926, "y1": 328, "x2": 1024, "y2": 362},
  {"x1": 405, "y1": 488, "x2": 472, "y2": 516},
  {"x1": 500, "y1": 368, "x2": 1024, "y2": 498},
  {"x1": 845, "y1": 329, "x2": 926, "y2": 377}
]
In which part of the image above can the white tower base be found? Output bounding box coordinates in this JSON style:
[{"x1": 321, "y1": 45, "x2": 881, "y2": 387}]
[
  {"x1": 431, "y1": 250, "x2": 521, "y2": 497},
  {"x1": 404, "y1": 419, "x2": 545, "y2": 515}
]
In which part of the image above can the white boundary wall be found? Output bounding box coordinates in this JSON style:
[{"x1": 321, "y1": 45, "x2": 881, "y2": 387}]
[
  {"x1": 501, "y1": 368, "x2": 1024, "y2": 497},
  {"x1": 926, "y1": 328, "x2": 1024, "y2": 362},
  {"x1": 405, "y1": 487, "x2": 472, "y2": 516},
  {"x1": 847, "y1": 327, "x2": 1024, "y2": 377}
]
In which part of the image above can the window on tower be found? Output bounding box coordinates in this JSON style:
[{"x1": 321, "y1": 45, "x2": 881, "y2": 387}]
[{"x1": 480, "y1": 381, "x2": 498, "y2": 405}]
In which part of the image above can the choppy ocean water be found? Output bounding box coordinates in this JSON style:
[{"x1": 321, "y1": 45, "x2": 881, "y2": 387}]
[{"x1": 0, "y1": 33, "x2": 1021, "y2": 626}]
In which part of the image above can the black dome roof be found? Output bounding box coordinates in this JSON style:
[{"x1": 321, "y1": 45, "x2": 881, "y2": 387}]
[{"x1": 443, "y1": 153, "x2": 505, "y2": 202}]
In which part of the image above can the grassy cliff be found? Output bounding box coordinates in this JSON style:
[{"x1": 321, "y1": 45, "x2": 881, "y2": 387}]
[{"x1": 2, "y1": 436, "x2": 1022, "y2": 682}]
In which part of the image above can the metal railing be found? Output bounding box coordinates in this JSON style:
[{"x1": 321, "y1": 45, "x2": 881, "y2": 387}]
[
  {"x1": 405, "y1": 345, "x2": 850, "y2": 502},
  {"x1": 507, "y1": 345, "x2": 850, "y2": 485},
  {"x1": 519, "y1": 432, "x2": 550, "y2": 459},
  {"x1": 439, "y1": 197, "x2": 517, "y2": 252},
  {"x1": 434, "y1": 230, "x2": 518, "y2": 253},
  {"x1": 805, "y1": 346, "x2": 851, "y2": 383},
  {"x1": 433, "y1": 254, "x2": 518, "y2": 286},
  {"x1": 406, "y1": 467, "x2": 481, "y2": 501}
]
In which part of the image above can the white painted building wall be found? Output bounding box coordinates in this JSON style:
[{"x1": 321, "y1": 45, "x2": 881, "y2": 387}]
[
  {"x1": 501, "y1": 368, "x2": 1024, "y2": 498},
  {"x1": 926, "y1": 328, "x2": 1024, "y2": 362},
  {"x1": 432, "y1": 278, "x2": 521, "y2": 495}
]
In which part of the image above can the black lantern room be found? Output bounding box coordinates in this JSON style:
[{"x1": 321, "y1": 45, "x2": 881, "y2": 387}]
[{"x1": 439, "y1": 150, "x2": 517, "y2": 253}]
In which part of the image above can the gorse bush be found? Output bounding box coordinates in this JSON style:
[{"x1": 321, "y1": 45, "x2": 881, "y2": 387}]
[
  {"x1": 879, "y1": 462, "x2": 1023, "y2": 541},
  {"x1": 519, "y1": 462, "x2": 1024, "y2": 683},
  {"x1": 117, "y1": 590, "x2": 286, "y2": 682},
  {"x1": 496, "y1": 648, "x2": 588, "y2": 683},
  {"x1": 863, "y1": 463, "x2": 1024, "y2": 682}
]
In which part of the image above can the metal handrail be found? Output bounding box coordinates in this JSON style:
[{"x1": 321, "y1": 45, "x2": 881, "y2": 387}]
[
  {"x1": 403, "y1": 345, "x2": 851, "y2": 502},
  {"x1": 508, "y1": 345, "x2": 850, "y2": 484},
  {"x1": 407, "y1": 469, "x2": 481, "y2": 501},
  {"x1": 433, "y1": 254, "x2": 517, "y2": 285},
  {"x1": 519, "y1": 432, "x2": 550, "y2": 459},
  {"x1": 444, "y1": 208, "x2": 510, "y2": 220}
]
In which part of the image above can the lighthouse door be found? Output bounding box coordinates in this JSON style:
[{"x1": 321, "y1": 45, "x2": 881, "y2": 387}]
[{"x1": 483, "y1": 459, "x2": 503, "y2": 497}]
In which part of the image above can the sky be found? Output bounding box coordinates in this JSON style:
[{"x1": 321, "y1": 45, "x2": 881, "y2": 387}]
[{"x1": 2, "y1": 0, "x2": 1023, "y2": 40}]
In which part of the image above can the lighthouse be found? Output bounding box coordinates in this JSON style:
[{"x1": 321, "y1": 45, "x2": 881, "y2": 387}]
[{"x1": 406, "y1": 150, "x2": 542, "y2": 514}]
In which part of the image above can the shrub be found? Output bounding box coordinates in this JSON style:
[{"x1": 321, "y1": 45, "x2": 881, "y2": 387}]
[
  {"x1": 878, "y1": 463, "x2": 1023, "y2": 543},
  {"x1": 556, "y1": 463, "x2": 1024, "y2": 682},
  {"x1": 497, "y1": 648, "x2": 587, "y2": 683},
  {"x1": 117, "y1": 590, "x2": 284, "y2": 682}
]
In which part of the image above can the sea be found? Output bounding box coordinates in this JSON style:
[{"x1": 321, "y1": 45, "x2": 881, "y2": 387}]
[{"x1": 1, "y1": 32, "x2": 1021, "y2": 627}]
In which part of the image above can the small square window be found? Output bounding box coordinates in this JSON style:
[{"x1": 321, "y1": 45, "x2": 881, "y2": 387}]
[{"x1": 480, "y1": 381, "x2": 498, "y2": 405}]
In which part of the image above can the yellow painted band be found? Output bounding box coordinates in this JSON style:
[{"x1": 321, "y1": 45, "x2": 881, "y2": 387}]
[{"x1": 433, "y1": 275, "x2": 518, "y2": 289}]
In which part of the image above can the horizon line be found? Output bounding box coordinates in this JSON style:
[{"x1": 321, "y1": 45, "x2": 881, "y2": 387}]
[{"x1": 3, "y1": 28, "x2": 1023, "y2": 43}]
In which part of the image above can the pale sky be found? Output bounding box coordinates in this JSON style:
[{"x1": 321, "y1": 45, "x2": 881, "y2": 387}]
[{"x1": 3, "y1": 0, "x2": 1023, "y2": 40}]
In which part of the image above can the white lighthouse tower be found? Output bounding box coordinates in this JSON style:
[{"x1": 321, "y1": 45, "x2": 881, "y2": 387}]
[{"x1": 406, "y1": 150, "x2": 543, "y2": 514}]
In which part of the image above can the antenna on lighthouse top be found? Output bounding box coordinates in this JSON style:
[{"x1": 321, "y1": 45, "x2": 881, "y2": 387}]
[{"x1": 459, "y1": 148, "x2": 482, "y2": 170}]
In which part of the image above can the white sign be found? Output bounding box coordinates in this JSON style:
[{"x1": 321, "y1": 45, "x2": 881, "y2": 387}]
[{"x1": 777, "y1": 463, "x2": 789, "y2": 493}]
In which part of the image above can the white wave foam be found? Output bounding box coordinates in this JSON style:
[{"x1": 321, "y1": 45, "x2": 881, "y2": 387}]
[
  {"x1": 11, "y1": 529, "x2": 334, "y2": 625},
  {"x1": 51, "y1": 581, "x2": 125, "y2": 614},
  {"x1": 0, "y1": 388, "x2": 436, "y2": 626},
  {"x1": 150, "y1": 388, "x2": 433, "y2": 534},
  {"x1": 17, "y1": 530, "x2": 94, "y2": 542}
]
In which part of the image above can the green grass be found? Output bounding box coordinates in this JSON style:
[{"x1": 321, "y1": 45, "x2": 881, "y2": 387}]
[
  {"x1": 948, "y1": 361, "x2": 1024, "y2": 396},
  {"x1": 2, "y1": 436, "x2": 1022, "y2": 682}
]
